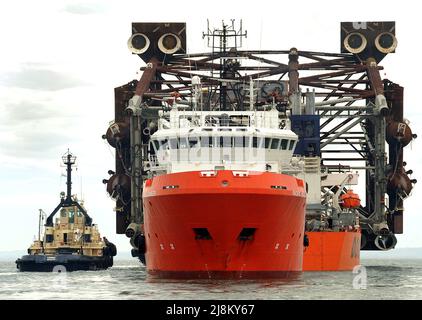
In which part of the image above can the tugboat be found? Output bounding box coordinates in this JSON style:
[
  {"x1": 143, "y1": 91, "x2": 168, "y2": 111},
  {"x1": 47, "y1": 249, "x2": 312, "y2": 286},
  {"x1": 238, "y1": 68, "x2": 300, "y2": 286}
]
[{"x1": 16, "y1": 150, "x2": 117, "y2": 272}]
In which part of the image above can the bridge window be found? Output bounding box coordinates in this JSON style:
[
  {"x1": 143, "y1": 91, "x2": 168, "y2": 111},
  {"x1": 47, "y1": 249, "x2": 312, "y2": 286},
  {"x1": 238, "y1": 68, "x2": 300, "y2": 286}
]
[
  {"x1": 252, "y1": 137, "x2": 263, "y2": 148},
  {"x1": 265, "y1": 138, "x2": 271, "y2": 149},
  {"x1": 169, "y1": 138, "x2": 178, "y2": 149},
  {"x1": 234, "y1": 136, "x2": 244, "y2": 148},
  {"x1": 244, "y1": 137, "x2": 250, "y2": 147},
  {"x1": 219, "y1": 136, "x2": 232, "y2": 147},
  {"x1": 230, "y1": 115, "x2": 250, "y2": 126},
  {"x1": 68, "y1": 209, "x2": 75, "y2": 223},
  {"x1": 158, "y1": 139, "x2": 168, "y2": 151},
  {"x1": 204, "y1": 115, "x2": 250, "y2": 127},
  {"x1": 289, "y1": 140, "x2": 295, "y2": 150},
  {"x1": 271, "y1": 138, "x2": 280, "y2": 149},
  {"x1": 179, "y1": 137, "x2": 188, "y2": 149},
  {"x1": 280, "y1": 139, "x2": 288, "y2": 150},
  {"x1": 200, "y1": 136, "x2": 213, "y2": 148}
]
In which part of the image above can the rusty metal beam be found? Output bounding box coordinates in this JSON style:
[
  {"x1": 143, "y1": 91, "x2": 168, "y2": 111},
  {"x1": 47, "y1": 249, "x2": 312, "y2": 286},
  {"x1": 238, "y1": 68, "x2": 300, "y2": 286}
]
[{"x1": 288, "y1": 48, "x2": 299, "y2": 94}]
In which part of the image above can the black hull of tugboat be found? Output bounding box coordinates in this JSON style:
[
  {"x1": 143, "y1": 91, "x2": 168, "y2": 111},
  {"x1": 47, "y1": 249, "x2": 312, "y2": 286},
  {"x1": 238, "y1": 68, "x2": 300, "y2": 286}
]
[{"x1": 16, "y1": 254, "x2": 113, "y2": 272}]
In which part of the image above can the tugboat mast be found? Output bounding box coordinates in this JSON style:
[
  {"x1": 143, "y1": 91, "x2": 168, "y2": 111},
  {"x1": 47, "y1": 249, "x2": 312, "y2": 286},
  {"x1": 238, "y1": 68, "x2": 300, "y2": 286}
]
[
  {"x1": 45, "y1": 150, "x2": 92, "y2": 227},
  {"x1": 63, "y1": 149, "x2": 76, "y2": 204}
]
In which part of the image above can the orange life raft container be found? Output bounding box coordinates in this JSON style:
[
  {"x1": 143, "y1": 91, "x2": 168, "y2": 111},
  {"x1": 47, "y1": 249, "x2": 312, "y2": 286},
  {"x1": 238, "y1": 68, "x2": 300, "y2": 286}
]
[{"x1": 340, "y1": 189, "x2": 361, "y2": 208}]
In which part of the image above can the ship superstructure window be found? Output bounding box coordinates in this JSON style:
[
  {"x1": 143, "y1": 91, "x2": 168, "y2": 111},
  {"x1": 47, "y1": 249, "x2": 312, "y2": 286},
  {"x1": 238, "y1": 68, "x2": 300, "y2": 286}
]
[
  {"x1": 289, "y1": 140, "x2": 295, "y2": 150},
  {"x1": 234, "y1": 136, "x2": 249, "y2": 148},
  {"x1": 179, "y1": 137, "x2": 188, "y2": 148},
  {"x1": 219, "y1": 136, "x2": 232, "y2": 148},
  {"x1": 169, "y1": 138, "x2": 178, "y2": 149},
  {"x1": 159, "y1": 139, "x2": 168, "y2": 150},
  {"x1": 252, "y1": 137, "x2": 264, "y2": 148},
  {"x1": 200, "y1": 136, "x2": 213, "y2": 148},
  {"x1": 280, "y1": 139, "x2": 288, "y2": 150},
  {"x1": 153, "y1": 135, "x2": 295, "y2": 151},
  {"x1": 230, "y1": 115, "x2": 250, "y2": 126},
  {"x1": 68, "y1": 209, "x2": 75, "y2": 223},
  {"x1": 271, "y1": 138, "x2": 280, "y2": 149},
  {"x1": 204, "y1": 115, "x2": 250, "y2": 127}
]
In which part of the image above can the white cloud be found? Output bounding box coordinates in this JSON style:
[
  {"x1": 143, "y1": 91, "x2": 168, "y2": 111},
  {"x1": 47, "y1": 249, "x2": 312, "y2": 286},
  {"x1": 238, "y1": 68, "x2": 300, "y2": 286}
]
[
  {"x1": 62, "y1": 2, "x2": 108, "y2": 15},
  {"x1": 0, "y1": 67, "x2": 88, "y2": 91}
]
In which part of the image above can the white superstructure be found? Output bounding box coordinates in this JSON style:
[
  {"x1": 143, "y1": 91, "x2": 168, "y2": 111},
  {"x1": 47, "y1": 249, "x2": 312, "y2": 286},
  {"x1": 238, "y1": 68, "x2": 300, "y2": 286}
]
[{"x1": 148, "y1": 107, "x2": 300, "y2": 174}]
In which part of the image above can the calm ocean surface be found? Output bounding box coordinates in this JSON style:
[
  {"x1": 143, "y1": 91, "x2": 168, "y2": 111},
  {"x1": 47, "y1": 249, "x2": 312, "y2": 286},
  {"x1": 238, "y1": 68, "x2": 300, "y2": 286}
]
[{"x1": 1, "y1": 259, "x2": 422, "y2": 300}]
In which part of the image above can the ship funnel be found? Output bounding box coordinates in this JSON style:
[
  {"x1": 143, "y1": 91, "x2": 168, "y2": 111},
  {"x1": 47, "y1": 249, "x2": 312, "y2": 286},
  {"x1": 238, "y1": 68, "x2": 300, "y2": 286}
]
[
  {"x1": 375, "y1": 32, "x2": 397, "y2": 54},
  {"x1": 343, "y1": 32, "x2": 367, "y2": 54},
  {"x1": 127, "y1": 33, "x2": 150, "y2": 54},
  {"x1": 158, "y1": 33, "x2": 182, "y2": 54}
]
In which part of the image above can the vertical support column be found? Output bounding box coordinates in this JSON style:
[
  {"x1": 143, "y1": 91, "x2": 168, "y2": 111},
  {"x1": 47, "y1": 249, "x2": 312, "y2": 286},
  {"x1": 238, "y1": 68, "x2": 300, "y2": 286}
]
[
  {"x1": 130, "y1": 113, "x2": 143, "y2": 224},
  {"x1": 288, "y1": 48, "x2": 301, "y2": 115},
  {"x1": 127, "y1": 59, "x2": 157, "y2": 226},
  {"x1": 288, "y1": 47, "x2": 299, "y2": 94},
  {"x1": 366, "y1": 59, "x2": 387, "y2": 224}
]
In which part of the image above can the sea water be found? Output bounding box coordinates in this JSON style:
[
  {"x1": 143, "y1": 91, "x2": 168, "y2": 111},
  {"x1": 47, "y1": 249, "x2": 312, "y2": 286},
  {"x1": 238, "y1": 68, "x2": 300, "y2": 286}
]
[{"x1": 1, "y1": 259, "x2": 422, "y2": 300}]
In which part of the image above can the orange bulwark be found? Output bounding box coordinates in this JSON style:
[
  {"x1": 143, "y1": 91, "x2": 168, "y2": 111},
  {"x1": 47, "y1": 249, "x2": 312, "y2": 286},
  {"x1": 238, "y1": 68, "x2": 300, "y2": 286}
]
[
  {"x1": 303, "y1": 231, "x2": 361, "y2": 271},
  {"x1": 143, "y1": 170, "x2": 306, "y2": 278}
]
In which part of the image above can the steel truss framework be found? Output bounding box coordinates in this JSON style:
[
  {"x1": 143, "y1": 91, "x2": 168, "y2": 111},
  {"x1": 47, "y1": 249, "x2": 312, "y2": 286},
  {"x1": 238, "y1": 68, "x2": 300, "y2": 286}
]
[{"x1": 109, "y1": 42, "x2": 415, "y2": 250}]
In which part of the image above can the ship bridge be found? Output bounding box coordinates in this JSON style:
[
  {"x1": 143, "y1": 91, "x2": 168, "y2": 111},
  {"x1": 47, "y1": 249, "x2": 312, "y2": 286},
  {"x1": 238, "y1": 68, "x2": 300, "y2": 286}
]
[{"x1": 148, "y1": 108, "x2": 298, "y2": 174}]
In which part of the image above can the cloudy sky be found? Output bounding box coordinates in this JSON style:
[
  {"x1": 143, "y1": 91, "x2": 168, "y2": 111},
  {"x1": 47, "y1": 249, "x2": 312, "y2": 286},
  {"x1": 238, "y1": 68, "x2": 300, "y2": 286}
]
[{"x1": 1, "y1": 0, "x2": 421, "y2": 254}]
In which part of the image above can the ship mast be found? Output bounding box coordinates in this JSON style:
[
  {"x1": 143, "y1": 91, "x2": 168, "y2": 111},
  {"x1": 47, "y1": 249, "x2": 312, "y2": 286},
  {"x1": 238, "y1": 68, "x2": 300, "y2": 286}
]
[
  {"x1": 63, "y1": 149, "x2": 76, "y2": 204},
  {"x1": 202, "y1": 19, "x2": 247, "y2": 111},
  {"x1": 45, "y1": 150, "x2": 93, "y2": 227}
]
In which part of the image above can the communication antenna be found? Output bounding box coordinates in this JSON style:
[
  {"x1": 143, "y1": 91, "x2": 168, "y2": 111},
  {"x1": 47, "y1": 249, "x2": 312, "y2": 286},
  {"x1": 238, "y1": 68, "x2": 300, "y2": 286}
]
[{"x1": 202, "y1": 19, "x2": 247, "y2": 110}]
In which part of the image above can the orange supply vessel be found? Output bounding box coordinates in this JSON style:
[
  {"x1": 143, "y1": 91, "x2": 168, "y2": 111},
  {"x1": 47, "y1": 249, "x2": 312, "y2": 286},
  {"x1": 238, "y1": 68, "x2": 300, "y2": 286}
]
[
  {"x1": 140, "y1": 105, "x2": 307, "y2": 278},
  {"x1": 144, "y1": 170, "x2": 306, "y2": 277}
]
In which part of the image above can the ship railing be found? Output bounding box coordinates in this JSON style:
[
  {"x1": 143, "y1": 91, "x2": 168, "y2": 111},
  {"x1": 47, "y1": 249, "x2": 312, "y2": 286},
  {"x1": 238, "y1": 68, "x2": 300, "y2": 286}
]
[{"x1": 148, "y1": 155, "x2": 168, "y2": 172}]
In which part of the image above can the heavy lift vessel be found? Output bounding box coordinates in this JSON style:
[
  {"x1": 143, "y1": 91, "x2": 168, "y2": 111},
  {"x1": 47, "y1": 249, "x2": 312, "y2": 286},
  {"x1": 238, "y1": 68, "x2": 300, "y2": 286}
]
[{"x1": 102, "y1": 20, "x2": 416, "y2": 276}]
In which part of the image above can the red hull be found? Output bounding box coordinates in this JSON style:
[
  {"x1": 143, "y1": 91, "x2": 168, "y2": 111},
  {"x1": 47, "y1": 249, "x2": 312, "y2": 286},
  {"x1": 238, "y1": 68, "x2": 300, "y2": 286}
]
[
  {"x1": 143, "y1": 170, "x2": 306, "y2": 277},
  {"x1": 303, "y1": 231, "x2": 361, "y2": 271}
]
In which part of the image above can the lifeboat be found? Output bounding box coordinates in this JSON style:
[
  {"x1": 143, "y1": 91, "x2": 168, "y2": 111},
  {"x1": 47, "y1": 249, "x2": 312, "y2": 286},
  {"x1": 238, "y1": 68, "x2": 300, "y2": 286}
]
[{"x1": 340, "y1": 189, "x2": 361, "y2": 208}]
